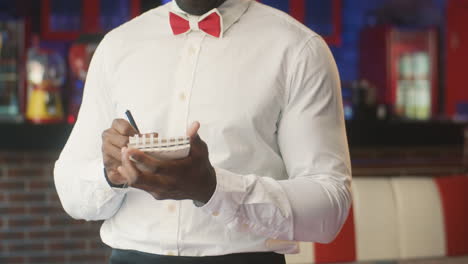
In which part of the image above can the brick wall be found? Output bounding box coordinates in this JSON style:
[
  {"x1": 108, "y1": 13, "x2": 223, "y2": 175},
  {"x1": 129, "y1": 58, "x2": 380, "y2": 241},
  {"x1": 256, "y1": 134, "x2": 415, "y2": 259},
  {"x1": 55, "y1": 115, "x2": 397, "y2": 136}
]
[
  {"x1": 0, "y1": 152, "x2": 110, "y2": 264},
  {"x1": 0, "y1": 144, "x2": 465, "y2": 263}
]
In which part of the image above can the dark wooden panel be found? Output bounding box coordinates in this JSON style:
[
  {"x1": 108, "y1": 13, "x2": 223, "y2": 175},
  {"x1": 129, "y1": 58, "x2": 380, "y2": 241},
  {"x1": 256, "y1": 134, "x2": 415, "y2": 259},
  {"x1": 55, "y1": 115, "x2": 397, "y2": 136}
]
[
  {"x1": 346, "y1": 120, "x2": 465, "y2": 147},
  {"x1": 0, "y1": 123, "x2": 73, "y2": 151},
  {"x1": 0, "y1": 120, "x2": 465, "y2": 151}
]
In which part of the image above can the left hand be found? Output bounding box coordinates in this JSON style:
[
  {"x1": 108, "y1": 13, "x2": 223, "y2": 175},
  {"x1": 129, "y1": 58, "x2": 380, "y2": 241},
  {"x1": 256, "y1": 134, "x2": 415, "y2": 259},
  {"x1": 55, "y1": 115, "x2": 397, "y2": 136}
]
[{"x1": 117, "y1": 121, "x2": 217, "y2": 204}]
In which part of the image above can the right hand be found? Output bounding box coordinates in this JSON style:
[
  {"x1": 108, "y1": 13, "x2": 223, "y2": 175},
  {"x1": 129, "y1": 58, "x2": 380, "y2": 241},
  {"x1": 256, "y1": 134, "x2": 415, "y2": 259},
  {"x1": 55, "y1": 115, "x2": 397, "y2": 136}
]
[{"x1": 101, "y1": 119, "x2": 140, "y2": 185}]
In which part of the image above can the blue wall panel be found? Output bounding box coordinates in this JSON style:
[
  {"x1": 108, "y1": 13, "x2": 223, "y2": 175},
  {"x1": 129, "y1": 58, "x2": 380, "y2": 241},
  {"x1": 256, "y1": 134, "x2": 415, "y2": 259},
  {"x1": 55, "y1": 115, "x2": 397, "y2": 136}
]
[
  {"x1": 332, "y1": 0, "x2": 446, "y2": 82},
  {"x1": 160, "y1": 0, "x2": 446, "y2": 82},
  {"x1": 0, "y1": 0, "x2": 448, "y2": 82}
]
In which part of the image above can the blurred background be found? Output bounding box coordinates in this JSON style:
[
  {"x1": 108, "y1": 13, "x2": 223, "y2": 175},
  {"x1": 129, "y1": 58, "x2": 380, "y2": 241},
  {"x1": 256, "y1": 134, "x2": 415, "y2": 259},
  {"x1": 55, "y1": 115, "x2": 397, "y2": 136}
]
[{"x1": 0, "y1": 0, "x2": 467, "y2": 263}]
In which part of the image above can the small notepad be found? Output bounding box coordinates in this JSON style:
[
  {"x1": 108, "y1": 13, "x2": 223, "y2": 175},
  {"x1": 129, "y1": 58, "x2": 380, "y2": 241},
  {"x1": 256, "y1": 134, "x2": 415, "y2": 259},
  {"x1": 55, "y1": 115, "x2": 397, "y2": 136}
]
[{"x1": 128, "y1": 134, "x2": 191, "y2": 160}]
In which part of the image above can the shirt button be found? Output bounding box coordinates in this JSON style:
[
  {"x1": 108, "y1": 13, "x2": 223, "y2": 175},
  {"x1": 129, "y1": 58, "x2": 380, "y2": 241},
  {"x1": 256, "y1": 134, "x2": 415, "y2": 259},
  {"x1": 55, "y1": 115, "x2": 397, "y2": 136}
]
[
  {"x1": 212, "y1": 211, "x2": 220, "y2": 216},
  {"x1": 188, "y1": 46, "x2": 196, "y2": 56},
  {"x1": 179, "y1": 92, "x2": 187, "y2": 101},
  {"x1": 168, "y1": 203, "x2": 176, "y2": 213},
  {"x1": 97, "y1": 193, "x2": 105, "y2": 202}
]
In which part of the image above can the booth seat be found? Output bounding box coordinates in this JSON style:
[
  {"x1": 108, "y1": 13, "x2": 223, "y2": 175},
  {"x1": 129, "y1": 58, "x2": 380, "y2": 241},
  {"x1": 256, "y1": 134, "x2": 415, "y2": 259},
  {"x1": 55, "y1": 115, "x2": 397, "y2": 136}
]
[{"x1": 285, "y1": 175, "x2": 468, "y2": 264}]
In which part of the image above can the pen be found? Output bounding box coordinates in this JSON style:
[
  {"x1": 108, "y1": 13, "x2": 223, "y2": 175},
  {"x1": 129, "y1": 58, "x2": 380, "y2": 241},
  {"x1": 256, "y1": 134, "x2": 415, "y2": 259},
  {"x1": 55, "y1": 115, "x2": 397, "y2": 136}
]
[{"x1": 125, "y1": 110, "x2": 140, "y2": 133}]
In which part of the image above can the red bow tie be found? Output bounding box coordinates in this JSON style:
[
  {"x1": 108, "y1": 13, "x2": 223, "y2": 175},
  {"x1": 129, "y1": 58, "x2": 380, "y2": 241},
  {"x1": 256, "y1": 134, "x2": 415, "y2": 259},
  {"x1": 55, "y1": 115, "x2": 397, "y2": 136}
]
[{"x1": 169, "y1": 10, "x2": 222, "y2": 38}]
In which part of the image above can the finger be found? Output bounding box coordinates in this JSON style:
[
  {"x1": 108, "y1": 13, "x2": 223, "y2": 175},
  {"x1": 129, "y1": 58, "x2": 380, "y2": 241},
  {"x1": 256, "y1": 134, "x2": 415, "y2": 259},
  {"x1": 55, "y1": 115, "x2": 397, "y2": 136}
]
[
  {"x1": 187, "y1": 121, "x2": 205, "y2": 149},
  {"x1": 103, "y1": 143, "x2": 124, "y2": 162},
  {"x1": 186, "y1": 121, "x2": 200, "y2": 139},
  {"x1": 109, "y1": 131, "x2": 130, "y2": 148},
  {"x1": 119, "y1": 147, "x2": 140, "y2": 184},
  {"x1": 127, "y1": 148, "x2": 159, "y2": 172},
  {"x1": 102, "y1": 128, "x2": 130, "y2": 148},
  {"x1": 103, "y1": 155, "x2": 122, "y2": 174},
  {"x1": 126, "y1": 149, "x2": 188, "y2": 189},
  {"x1": 186, "y1": 129, "x2": 209, "y2": 159},
  {"x1": 128, "y1": 147, "x2": 191, "y2": 171},
  {"x1": 126, "y1": 148, "x2": 171, "y2": 171},
  {"x1": 112, "y1": 119, "x2": 138, "y2": 136},
  {"x1": 107, "y1": 168, "x2": 127, "y2": 185},
  {"x1": 122, "y1": 148, "x2": 168, "y2": 187}
]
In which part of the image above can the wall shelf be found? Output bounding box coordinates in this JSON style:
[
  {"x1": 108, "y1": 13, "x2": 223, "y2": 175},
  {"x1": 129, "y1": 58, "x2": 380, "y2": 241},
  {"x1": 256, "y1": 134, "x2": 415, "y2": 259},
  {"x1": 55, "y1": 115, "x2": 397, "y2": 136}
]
[
  {"x1": 346, "y1": 120, "x2": 466, "y2": 148},
  {"x1": 0, "y1": 123, "x2": 73, "y2": 151},
  {"x1": 0, "y1": 120, "x2": 465, "y2": 151}
]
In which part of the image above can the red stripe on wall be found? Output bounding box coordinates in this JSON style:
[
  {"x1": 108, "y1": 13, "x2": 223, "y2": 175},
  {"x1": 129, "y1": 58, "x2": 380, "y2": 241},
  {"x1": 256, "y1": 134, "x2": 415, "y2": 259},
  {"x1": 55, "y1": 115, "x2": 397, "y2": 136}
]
[
  {"x1": 314, "y1": 207, "x2": 356, "y2": 263},
  {"x1": 130, "y1": 0, "x2": 141, "y2": 18},
  {"x1": 82, "y1": 0, "x2": 100, "y2": 33},
  {"x1": 434, "y1": 175, "x2": 468, "y2": 256},
  {"x1": 289, "y1": 0, "x2": 305, "y2": 23}
]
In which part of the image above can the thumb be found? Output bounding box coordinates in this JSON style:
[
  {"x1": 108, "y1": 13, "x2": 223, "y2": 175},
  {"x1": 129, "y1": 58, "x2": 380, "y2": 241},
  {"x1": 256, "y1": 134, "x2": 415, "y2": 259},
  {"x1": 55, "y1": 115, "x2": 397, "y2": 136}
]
[{"x1": 186, "y1": 121, "x2": 201, "y2": 139}]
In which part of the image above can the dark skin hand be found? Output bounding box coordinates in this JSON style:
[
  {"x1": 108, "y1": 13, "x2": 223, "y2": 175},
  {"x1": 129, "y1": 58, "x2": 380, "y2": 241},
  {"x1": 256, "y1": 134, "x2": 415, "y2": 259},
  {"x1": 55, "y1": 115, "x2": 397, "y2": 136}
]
[
  {"x1": 112, "y1": 121, "x2": 217, "y2": 204},
  {"x1": 175, "y1": 0, "x2": 227, "y2": 16},
  {"x1": 102, "y1": 119, "x2": 141, "y2": 185}
]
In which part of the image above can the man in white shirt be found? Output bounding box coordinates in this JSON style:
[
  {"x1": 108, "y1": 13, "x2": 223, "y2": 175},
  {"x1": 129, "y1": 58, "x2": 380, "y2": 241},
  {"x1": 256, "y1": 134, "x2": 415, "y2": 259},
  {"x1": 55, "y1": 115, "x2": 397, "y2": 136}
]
[{"x1": 54, "y1": 0, "x2": 352, "y2": 263}]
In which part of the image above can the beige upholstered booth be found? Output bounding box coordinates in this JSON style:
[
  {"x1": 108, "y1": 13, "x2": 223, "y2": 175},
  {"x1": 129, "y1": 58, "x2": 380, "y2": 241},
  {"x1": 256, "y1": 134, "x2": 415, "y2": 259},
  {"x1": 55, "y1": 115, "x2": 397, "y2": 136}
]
[{"x1": 285, "y1": 175, "x2": 468, "y2": 264}]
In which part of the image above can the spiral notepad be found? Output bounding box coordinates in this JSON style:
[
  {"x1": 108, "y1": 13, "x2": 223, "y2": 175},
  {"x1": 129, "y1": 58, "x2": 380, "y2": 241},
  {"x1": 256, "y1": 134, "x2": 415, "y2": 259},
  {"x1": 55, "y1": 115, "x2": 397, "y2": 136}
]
[{"x1": 128, "y1": 134, "x2": 191, "y2": 160}]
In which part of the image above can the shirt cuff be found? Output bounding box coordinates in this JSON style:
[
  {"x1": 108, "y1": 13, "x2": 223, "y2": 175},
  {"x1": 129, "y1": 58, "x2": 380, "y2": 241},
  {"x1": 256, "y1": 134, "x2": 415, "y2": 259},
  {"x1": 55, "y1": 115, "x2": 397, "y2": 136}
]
[
  {"x1": 96, "y1": 164, "x2": 130, "y2": 196},
  {"x1": 104, "y1": 168, "x2": 129, "y2": 189},
  {"x1": 200, "y1": 167, "x2": 246, "y2": 225}
]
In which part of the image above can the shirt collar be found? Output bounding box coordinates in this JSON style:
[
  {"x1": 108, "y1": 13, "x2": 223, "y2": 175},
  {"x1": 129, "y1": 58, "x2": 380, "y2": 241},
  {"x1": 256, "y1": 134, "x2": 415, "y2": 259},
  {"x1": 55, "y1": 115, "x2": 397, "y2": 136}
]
[{"x1": 170, "y1": 0, "x2": 251, "y2": 35}]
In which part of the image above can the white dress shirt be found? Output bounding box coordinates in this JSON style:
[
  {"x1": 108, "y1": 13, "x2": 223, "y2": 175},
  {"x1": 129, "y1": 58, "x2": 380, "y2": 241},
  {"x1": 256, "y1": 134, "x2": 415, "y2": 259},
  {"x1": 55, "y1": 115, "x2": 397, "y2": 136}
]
[{"x1": 54, "y1": 0, "x2": 352, "y2": 257}]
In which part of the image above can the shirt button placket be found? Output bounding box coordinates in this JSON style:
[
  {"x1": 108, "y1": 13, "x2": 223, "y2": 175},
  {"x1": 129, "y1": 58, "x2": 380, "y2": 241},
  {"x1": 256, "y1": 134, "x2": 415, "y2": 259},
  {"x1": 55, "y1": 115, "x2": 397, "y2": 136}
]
[
  {"x1": 172, "y1": 33, "x2": 205, "y2": 255},
  {"x1": 188, "y1": 45, "x2": 197, "y2": 56},
  {"x1": 179, "y1": 92, "x2": 187, "y2": 102},
  {"x1": 168, "y1": 203, "x2": 176, "y2": 213},
  {"x1": 179, "y1": 34, "x2": 203, "y2": 129}
]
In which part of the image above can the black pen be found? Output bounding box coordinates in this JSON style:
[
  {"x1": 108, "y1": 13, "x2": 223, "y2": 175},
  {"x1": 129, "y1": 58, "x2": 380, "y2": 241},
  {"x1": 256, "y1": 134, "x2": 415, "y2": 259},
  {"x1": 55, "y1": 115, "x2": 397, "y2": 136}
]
[{"x1": 125, "y1": 110, "x2": 140, "y2": 133}]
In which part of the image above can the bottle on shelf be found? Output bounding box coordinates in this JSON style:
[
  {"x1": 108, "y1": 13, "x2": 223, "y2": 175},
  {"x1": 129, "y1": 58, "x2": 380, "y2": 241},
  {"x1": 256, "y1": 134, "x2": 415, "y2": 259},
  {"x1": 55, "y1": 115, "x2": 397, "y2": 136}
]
[{"x1": 25, "y1": 36, "x2": 65, "y2": 124}]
